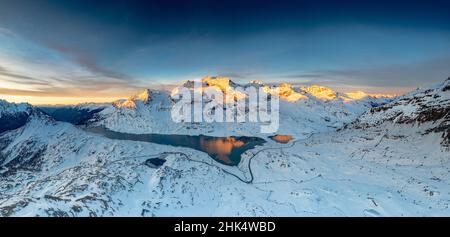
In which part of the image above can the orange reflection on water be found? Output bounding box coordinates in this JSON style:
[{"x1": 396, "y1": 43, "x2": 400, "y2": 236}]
[
  {"x1": 200, "y1": 137, "x2": 245, "y2": 164},
  {"x1": 270, "y1": 135, "x2": 293, "y2": 144}
]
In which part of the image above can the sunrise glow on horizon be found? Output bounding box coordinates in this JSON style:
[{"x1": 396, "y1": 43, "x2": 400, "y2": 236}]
[
  {"x1": 0, "y1": 95, "x2": 125, "y2": 105},
  {"x1": 1, "y1": 0, "x2": 449, "y2": 104}
]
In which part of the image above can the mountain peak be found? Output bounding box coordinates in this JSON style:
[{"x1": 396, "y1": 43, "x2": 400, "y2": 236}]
[
  {"x1": 263, "y1": 83, "x2": 308, "y2": 102},
  {"x1": 351, "y1": 76, "x2": 450, "y2": 147},
  {"x1": 113, "y1": 89, "x2": 152, "y2": 109},
  {"x1": 133, "y1": 89, "x2": 151, "y2": 103},
  {"x1": 0, "y1": 99, "x2": 32, "y2": 116},
  {"x1": 0, "y1": 99, "x2": 33, "y2": 133},
  {"x1": 301, "y1": 85, "x2": 337, "y2": 100},
  {"x1": 202, "y1": 76, "x2": 236, "y2": 91}
]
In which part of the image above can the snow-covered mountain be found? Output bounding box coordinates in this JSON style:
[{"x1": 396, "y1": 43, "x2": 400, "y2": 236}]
[
  {"x1": 1, "y1": 77, "x2": 449, "y2": 217},
  {"x1": 345, "y1": 77, "x2": 450, "y2": 148},
  {"x1": 85, "y1": 76, "x2": 392, "y2": 138},
  {"x1": 0, "y1": 100, "x2": 34, "y2": 134}
]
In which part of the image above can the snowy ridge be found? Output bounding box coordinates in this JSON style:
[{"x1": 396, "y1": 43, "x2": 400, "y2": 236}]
[
  {"x1": 347, "y1": 77, "x2": 450, "y2": 147},
  {"x1": 113, "y1": 89, "x2": 152, "y2": 109},
  {"x1": 0, "y1": 99, "x2": 32, "y2": 117},
  {"x1": 0, "y1": 100, "x2": 35, "y2": 134}
]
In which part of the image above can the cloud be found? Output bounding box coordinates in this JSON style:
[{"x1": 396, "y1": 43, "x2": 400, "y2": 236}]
[
  {"x1": 0, "y1": 75, "x2": 141, "y2": 98},
  {"x1": 0, "y1": 29, "x2": 143, "y2": 98},
  {"x1": 48, "y1": 44, "x2": 132, "y2": 81},
  {"x1": 0, "y1": 87, "x2": 56, "y2": 96},
  {"x1": 283, "y1": 57, "x2": 450, "y2": 93},
  {"x1": 0, "y1": 66, "x2": 51, "y2": 86}
]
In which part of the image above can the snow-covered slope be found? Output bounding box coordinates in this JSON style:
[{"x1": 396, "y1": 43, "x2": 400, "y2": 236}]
[{"x1": 346, "y1": 77, "x2": 450, "y2": 147}]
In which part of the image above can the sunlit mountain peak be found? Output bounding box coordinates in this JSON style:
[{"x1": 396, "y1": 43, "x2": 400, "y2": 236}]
[
  {"x1": 113, "y1": 89, "x2": 152, "y2": 109},
  {"x1": 201, "y1": 76, "x2": 235, "y2": 92},
  {"x1": 301, "y1": 85, "x2": 337, "y2": 100},
  {"x1": 133, "y1": 89, "x2": 152, "y2": 104},
  {"x1": 263, "y1": 83, "x2": 308, "y2": 102}
]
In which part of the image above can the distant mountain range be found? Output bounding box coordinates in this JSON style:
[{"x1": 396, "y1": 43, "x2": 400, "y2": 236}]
[{"x1": 31, "y1": 77, "x2": 393, "y2": 137}]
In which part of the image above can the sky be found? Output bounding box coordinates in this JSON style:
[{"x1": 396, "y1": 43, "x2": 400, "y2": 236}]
[{"x1": 0, "y1": 0, "x2": 449, "y2": 104}]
